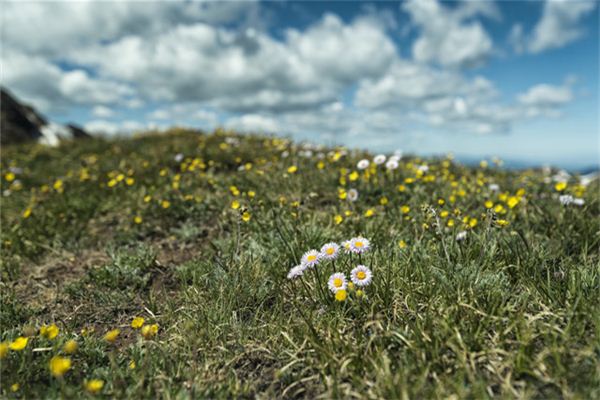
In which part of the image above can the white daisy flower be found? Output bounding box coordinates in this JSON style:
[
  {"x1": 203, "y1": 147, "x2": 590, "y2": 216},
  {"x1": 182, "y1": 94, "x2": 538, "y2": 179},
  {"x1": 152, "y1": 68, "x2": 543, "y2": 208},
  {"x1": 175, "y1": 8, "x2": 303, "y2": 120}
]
[
  {"x1": 357, "y1": 159, "x2": 370, "y2": 170},
  {"x1": 287, "y1": 265, "x2": 305, "y2": 280},
  {"x1": 320, "y1": 242, "x2": 340, "y2": 260},
  {"x1": 174, "y1": 153, "x2": 184, "y2": 163},
  {"x1": 301, "y1": 250, "x2": 320, "y2": 268},
  {"x1": 351, "y1": 265, "x2": 372, "y2": 287},
  {"x1": 341, "y1": 240, "x2": 353, "y2": 254},
  {"x1": 456, "y1": 231, "x2": 468, "y2": 241},
  {"x1": 373, "y1": 154, "x2": 386, "y2": 165},
  {"x1": 489, "y1": 183, "x2": 500, "y2": 192},
  {"x1": 559, "y1": 195, "x2": 574, "y2": 205},
  {"x1": 327, "y1": 272, "x2": 347, "y2": 293},
  {"x1": 347, "y1": 188, "x2": 359, "y2": 202},
  {"x1": 573, "y1": 198, "x2": 585, "y2": 206},
  {"x1": 385, "y1": 159, "x2": 399, "y2": 170},
  {"x1": 418, "y1": 164, "x2": 429, "y2": 173},
  {"x1": 350, "y1": 237, "x2": 370, "y2": 254}
]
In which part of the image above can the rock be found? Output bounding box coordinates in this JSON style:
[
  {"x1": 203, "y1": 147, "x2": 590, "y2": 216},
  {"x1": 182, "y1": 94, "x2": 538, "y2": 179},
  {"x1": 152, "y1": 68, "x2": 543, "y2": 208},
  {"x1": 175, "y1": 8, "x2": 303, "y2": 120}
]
[{"x1": 1, "y1": 87, "x2": 90, "y2": 146}]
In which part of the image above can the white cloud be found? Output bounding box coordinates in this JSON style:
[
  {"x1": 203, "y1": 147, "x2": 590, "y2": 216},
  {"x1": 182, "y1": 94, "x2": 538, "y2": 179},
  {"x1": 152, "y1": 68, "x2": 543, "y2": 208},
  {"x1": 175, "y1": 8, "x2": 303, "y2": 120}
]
[
  {"x1": 355, "y1": 61, "x2": 496, "y2": 109},
  {"x1": 72, "y1": 14, "x2": 396, "y2": 112},
  {"x1": 517, "y1": 83, "x2": 573, "y2": 107},
  {"x1": 2, "y1": 51, "x2": 134, "y2": 112},
  {"x1": 528, "y1": 0, "x2": 596, "y2": 53},
  {"x1": 402, "y1": 0, "x2": 498, "y2": 68},
  {"x1": 84, "y1": 119, "x2": 153, "y2": 136},
  {"x1": 225, "y1": 114, "x2": 280, "y2": 133},
  {"x1": 1, "y1": 1, "x2": 258, "y2": 56},
  {"x1": 92, "y1": 106, "x2": 115, "y2": 118}
]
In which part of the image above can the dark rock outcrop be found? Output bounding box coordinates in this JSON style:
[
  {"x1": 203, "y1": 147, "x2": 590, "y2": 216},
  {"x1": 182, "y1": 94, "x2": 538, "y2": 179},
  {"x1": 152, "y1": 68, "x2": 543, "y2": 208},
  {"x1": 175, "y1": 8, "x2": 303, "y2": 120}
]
[{"x1": 1, "y1": 87, "x2": 90, "y2": 146}]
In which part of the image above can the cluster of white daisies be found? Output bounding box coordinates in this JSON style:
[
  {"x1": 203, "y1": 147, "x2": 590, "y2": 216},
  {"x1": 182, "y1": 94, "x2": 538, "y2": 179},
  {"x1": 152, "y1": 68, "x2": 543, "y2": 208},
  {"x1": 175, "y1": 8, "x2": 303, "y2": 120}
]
[
  {"x1": 287, "y1": 237, "x2": 373, "y2": 301},
  {"x1": 356, "y1": 151, "x2": 402, "y2": 172}
]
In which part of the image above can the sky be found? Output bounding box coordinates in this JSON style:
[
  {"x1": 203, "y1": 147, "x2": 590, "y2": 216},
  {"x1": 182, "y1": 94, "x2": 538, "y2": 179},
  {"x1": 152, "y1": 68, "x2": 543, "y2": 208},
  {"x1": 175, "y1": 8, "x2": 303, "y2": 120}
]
[{"x1": 2, "y1": 0, "x2": 598, "y2": 169}]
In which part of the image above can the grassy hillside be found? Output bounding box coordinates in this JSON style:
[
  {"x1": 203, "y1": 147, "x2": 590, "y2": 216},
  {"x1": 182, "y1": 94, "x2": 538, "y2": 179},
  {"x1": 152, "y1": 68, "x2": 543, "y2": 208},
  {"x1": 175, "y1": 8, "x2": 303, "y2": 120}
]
[{"x1": 1, "y1": 129, "x2": 598, "y2": 399}]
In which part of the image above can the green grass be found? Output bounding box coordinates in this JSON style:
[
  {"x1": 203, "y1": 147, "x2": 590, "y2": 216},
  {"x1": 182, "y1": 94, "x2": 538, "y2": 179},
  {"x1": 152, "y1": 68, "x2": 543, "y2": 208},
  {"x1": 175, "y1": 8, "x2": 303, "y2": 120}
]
[{"x1": 1, "y1": 128, "x2": 598, "y2": 399}]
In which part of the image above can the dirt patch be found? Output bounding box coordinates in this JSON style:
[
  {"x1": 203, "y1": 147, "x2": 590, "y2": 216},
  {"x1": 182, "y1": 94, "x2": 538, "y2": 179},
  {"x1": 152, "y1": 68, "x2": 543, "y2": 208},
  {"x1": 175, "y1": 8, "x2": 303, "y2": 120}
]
[{"x1": 11, "y1": 248, "x2": 110, "y2": 310}]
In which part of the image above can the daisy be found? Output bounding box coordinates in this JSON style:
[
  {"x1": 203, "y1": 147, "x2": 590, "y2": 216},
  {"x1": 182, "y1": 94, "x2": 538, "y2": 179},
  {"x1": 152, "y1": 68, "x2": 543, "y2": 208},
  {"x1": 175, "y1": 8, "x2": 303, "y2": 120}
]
[
  {"x1": 373, "y1": 154, "x2": 386, "y2": 165},
  {"x1": 351, "y1": 265, "x2": 372, "y2": 287},
  {"x1": 301, "y1": 250, "x2": 320, "y2": 268},
  {"x1": 320, "y1": 243, "x2": 340, "y2": 260},
  {"x1": 385, "y1": 159, "x2": 399, "y2": 170},
  {"x1": 327, "y1": 273, "x2": 347, "y2": 293},
  {"x1": 559, "y1": 194, "x2": 574, "y2": 205},
  {"x1": 341, "y1": 240, "x2": 353, "y2": 254},
  {"x1": 357, "y1": 159, "x2": 370, "y2": 170},
  {"x1": 489, "y1": 183, "x2": 500, "y2": 192},
  {"x1": 350, "y1": 237, "x2": 370, "y2": 254},
  {"x1": 287, "y1": 265, "x2": 305, "y2": 279},
  {"x1": 347, "y1": 188, "x2": 359, "y2": 202},
  {"x1": 456, "y1": 231, "x2": 468, "y2": 241}
]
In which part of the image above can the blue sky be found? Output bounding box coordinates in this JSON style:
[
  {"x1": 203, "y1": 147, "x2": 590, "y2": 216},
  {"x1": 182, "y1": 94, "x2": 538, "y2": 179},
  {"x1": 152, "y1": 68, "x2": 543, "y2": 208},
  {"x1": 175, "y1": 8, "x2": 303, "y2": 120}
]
[{"x1": 2, "y1": 0, "x2": 598, "y2": 169}]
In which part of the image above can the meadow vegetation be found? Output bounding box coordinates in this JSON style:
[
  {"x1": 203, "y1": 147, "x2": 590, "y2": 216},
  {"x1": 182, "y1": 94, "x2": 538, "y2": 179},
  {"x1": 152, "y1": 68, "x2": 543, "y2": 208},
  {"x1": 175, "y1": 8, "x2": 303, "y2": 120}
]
[{"x1": 1, "y1": 129, "x2": 598, "y2": 398}]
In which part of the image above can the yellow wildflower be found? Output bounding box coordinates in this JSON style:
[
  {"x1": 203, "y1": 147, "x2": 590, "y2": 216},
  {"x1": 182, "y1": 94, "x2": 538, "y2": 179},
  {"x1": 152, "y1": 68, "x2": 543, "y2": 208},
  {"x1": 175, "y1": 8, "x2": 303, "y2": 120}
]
[
  {"x1": 231, "y1": 200, "x2": 240, "y2": 210},
  {"x1": 103, "y1": 329, "x2": 120, "y2": 343},
  {"x1": 161, "y1": 200, "x2": 171, "y2": 209},
  {"x1": 131, "y1": 317, "x2": 145, "y2": 329},
  {"x1": 484, "y1": 200, "x2": 494, "y2": 209},
  {"x1": 242, "y1": 211, "x2": 251, "y2": 222},
  {"x1": 335, "y1": 289, "x2": 347, "y2": 302},
  {"x1": 9, "y1": 337, "x2": 28, "y2": 351},
  {"x1": 380, "y1": 197, "x2": 389, "y2": 206},
  {"x1": 364, "y1": 209, "x2": 375, "y2": 217},
  {"x1": 22, "y1": 207, "x2": 32, "y2": 218},
  {"x1": 5, "y1": 172, "x2": 15, "y2": 182},
  {"x1": 134, "y1": 215, "x2": 143, "y2": 224},
  {"x1": 49, "y1": 356, "x2": 71, "y2": 378},
  {"x1": 287, "y1": 165, "x2": 298, "y2": 174},
  {"x1": 10, "y1": 383, "x2": 19, "y2": 392},
  {"x1": 349, "y1": 171, "x2": 359, "y2": 181},
  {"x1": 63, "y1": 339, "x2": 78, "y2": 354},
  {"x1": 398, "y1": 240, "x2": 407, "y2": 249},
  {"x1": 506, "y1": 196, "x2": 520, "y2": 209},
  {"x1": 40, "y1": 324, "x2": 59, "y2": 340},
  {"x1": 334, "y1": 214, "x2": 343, "y2": 225},
  {"x1": 85, "y1": 379, "x2": 104, "y2": 394},
  {"x1": 555, "y1": 181, "x2": 567, "y2": 191},
  {"x1": 141, "y1": 324, "x2": 159, "y2": 340},
  {"x1": 401, "y1": 205, "x2": 410, "y2": 214}
]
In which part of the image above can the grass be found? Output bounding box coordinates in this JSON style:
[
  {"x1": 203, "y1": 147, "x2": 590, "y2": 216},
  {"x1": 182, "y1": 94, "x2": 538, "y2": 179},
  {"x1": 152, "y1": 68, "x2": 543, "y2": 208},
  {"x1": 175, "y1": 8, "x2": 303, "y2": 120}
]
[{"x1": 1, "y1": 128, "x2": 598, "y2": 399}]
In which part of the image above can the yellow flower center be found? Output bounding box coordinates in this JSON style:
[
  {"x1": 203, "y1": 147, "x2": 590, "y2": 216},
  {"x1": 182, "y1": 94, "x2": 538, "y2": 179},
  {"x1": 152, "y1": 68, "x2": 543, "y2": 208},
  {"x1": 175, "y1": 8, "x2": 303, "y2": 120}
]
[
  {"x1": 355, "y1": 241, "x2": 363, "y2": 248},
  {"x1": 326, "y1": 248, "x2": 334, "y2": 255},
  {"x1": 357, "y1": 271, "x2": 366, "y2": 280},
  {"x1": 307, "y1": 254, "x2": 317, "y2": 262},
  {"x1": 333, "y1": 277, "x2": 343, "y2": 287}
]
